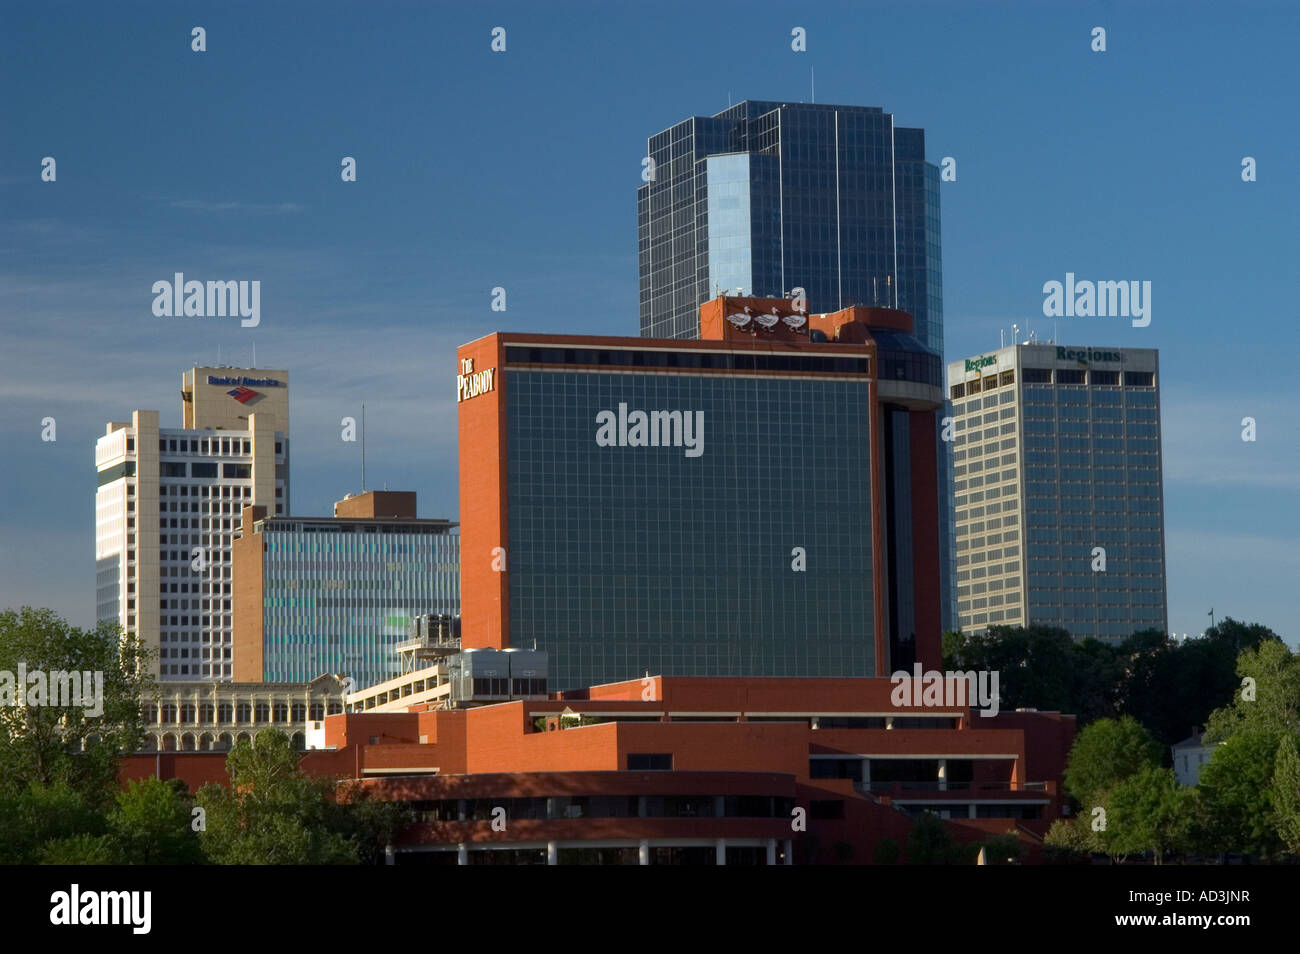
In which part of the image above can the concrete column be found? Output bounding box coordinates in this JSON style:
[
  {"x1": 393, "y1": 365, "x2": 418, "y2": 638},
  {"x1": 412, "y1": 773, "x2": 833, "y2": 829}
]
[
  {"x1": 783, "y1": 839, "x2": 793, "y2": 865},
  {"x1": 968, "y1": 804, "x2": 977, "y2": 819},
  {"x1": 457, "y1": 842, "x2": 468, "y2": 866},
  {"x1": 384, "y1": 844, "x2": 395, "y2": 865},
  {"x1": 937, "y1": 758, "x2": 948, "y2": 792},
  {"x1": 547, "y1": 841, "x2": 558, "y2": 866},
  {"x1": 639, "y1": 839, "x2": 650, "y2": 866},
  {"x1": 715, "y1": 838, "x2": 726, "y2": 866},
  {"x1": 766, "y1": 838, "x2": 777, "y2": 866}
]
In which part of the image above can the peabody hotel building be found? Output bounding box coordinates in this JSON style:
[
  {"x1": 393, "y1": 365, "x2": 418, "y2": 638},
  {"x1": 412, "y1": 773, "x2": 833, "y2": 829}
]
[
  {"x1": 946, "y1": 343, "x2": 1167, "y2": 639},
  {"x1": 457, "y1": 295, "x2": 947, "y2": 691}
]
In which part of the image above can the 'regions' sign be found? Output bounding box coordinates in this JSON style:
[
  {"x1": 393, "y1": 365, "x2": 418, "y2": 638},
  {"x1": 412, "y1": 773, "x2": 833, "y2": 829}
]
[{"x1": 457, "y1": 358, "x2": 495, "y2": 403}]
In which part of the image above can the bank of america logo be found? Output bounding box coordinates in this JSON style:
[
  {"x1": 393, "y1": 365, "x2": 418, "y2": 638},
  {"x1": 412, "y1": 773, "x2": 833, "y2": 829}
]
[{"x1": 227, "y1": 386, "x2": 260, "y2": 404}]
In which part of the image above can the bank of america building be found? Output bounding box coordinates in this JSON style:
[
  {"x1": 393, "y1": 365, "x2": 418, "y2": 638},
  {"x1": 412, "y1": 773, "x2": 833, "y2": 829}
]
[{"x1": 946, "y1": 344, "x2": 1167, "y2": 639}]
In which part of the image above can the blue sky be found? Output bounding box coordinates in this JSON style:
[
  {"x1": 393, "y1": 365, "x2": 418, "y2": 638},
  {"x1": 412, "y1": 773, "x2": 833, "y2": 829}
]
[{"x1": 2, "y1": 0, "x2": 1297, "y2": 646}]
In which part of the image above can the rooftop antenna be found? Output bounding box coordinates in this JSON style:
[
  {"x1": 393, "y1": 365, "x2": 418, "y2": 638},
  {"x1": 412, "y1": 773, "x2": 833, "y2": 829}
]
[
  {"x1": 1000, "y1": 329, "x2": 1005, "y2": 349},
  {"x1": 1012, "y1": 323, "x2": 1019, "y2": 345},
  {"x1": 361, "y1": 403, "x2": 366, "y2": 492},
  {"x1": 886, "y1": 274, "x2": 892, "y2": 308},
  {"x1": 811, "y1": 67, "x2": 815, "y2": 103}
]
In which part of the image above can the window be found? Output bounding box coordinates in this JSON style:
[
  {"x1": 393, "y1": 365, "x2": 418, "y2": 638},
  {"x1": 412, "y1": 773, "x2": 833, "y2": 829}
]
[
  {"x1": 1125, "y1": 371, "x2": 1155, "y2": 387},
  {"x1": 1056, "y1": 369, "x2": 1085, "y2": 385},
  {"x1": 1090, "y1": 370, "x2": 1119, "y2": 386},
  {"x1": 950, "y1": 383, "x2": 965, "y2": 399},
  {"x1": 810, "y1": 800, "x2": 846, "y2": 820},
  {"x1": 1023, "y1": 368, "x2": 1052, "y2": 384},
  {"x1": 627, "y1": 753, "x2": 673, "y2": 771}
]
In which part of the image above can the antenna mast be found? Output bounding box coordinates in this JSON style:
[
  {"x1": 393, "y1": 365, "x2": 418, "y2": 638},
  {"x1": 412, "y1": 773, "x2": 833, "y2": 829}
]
[{"x1": 361, "y1": 403, "x2": 366, "y2": 492}]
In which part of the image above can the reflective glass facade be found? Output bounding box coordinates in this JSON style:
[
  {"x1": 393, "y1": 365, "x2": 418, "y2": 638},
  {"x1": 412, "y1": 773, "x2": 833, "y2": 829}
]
[
  {"x1": 505, "y1": 367, "x2": 875, "y2": 690},
  {"x1": 258, "y1": 523, "x2": 459, "y2": 687},
  {"x1": 637, "y1": 101, "x2": 954, "y2": 630}
]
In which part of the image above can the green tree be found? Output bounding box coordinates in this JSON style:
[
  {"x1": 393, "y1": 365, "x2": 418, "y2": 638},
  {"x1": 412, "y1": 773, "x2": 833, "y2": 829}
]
[
  {"x1": 873, "y1": 837, "x2": 900, "y2": 865},
  {"x1": 331, "y1": 782, "x2": 415, "y2": 866},
  {"x1": 195, "y1": 730, "x2": 358, "y2": 864},
  {"x1": 1063, "y1": 716, "x2": 1163, "y2": 809},
  {"x1": 979, "y1": 832, "x2": 1026, "y2": 865},
  {"x1": 1043, "y1": 818, "x2": 1096, "y2": 863},
  {"x1": 0, "y1": 607, "x2": 154, "y2": 804},
  {"x1": 109, "y1": 778, "x2": 204, "y2": 864},
  {"x1": 1197, "y1": 730, "x2": 1284, "y2": 858},
  {"x1": 0, "y1": 781, "x2": 107, "y2": 864},
  {"x1": 906, "y1": 812, "x2": 976, "y2": 864},
  {"x1": 38, "y1": 833, "x2": 118, "y2": 865},
  {"x1": 1205, "y1": 639, "x2": 1300, "y2": 744},
  {"x1": 945, "y1": 624, "x2": 1121, "y2": 725},
  {"x1": 1101, "y1": 766, "x2": 1201, "y2": 864},
  {"x1": 1270, "y1": 735, "x2": 1300, "y2": 855}
]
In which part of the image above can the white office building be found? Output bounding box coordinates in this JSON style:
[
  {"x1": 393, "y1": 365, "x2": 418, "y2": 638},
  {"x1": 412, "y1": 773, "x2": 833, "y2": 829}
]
[
  {"x1": 95, "y1": 367, "x2": 290, "y2": 680},
  {"x1": 947, "y1": 344, "x2": 1167, "y2": 639}
]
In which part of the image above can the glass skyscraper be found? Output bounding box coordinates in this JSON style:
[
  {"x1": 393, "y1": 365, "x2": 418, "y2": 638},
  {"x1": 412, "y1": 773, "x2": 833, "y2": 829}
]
[
  {"x1": 947, "y1": 344, "x2": 1168, "y2": 639},
  {"x1": 231, "y1": 493, "x2": 460, "y2": 690},
  {"x1": 637, "y1": 100, "x2": 954, "y2": 628}
]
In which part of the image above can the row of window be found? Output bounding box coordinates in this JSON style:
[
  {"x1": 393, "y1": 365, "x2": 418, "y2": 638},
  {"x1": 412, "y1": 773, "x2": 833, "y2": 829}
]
[
  {"x1": 141, "y1": 701, "x2": 341, "y2": 724},
  {"x1": 159, "y1": 436, "x2": 282, "y2": 456},
  {"x1": 506, "y1": 346, "x2": 870, "y2": 375},
  {"x1": 410, "y1": 794, "x2": 796, "y2": 822}
]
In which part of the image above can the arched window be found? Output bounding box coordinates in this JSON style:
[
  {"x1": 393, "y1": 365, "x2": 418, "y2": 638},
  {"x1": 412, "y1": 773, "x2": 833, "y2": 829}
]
[
  {"x1": 161, "y1": 704, "x2": 177, "y2": 723},
  {"x1": 215, "y1": 733, "x2": 233, "y2": 752},
  {"x1": 141, "y1": 704, "x2": 158, "y2": 724},
  {"x1": 273, "y1": 703, "x2": 289, "y2": 723},
  {"x1": 181, "y1": 733, "x2": 196, "y2": 751},
  {"x1": 200, "y1": 704, "x2": 215, "y2": 723},
  {"x1": 180, "y1": 704, "x2": 196, "y2": 722},
  {"x1": 161, "y1": 733, "x2": 177, "y2": 751},
  {"x1": 218, "y1": 703, "x2": 233, "y2": 724},
  {"x1": 237, "y1": 703, "x2": 252, "y2": 723},
  {"x1": 255, "y1": 702, "x2": 270, "y2": 723},
  {"x1": 291, "y1": 732, "x2": 305, "y2": 750},
  {"x1": 292, "y1": 703, "x2": 307, "y2": 722}
]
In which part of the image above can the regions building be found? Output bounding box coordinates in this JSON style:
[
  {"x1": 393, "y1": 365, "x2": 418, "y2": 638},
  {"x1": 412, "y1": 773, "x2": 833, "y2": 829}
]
[
  {"x1": 946, "y1": 344, "x2": 1167, "y2": 638},
  {"x1": 458, "y1": 295, "x2": 944, "y2": 691},
  {"x1": 95, "y1": 367, "x2": 290, "y2": 680},
  {"x1": 637, "y1": 99, "x2": 955, "y2": 631},
  {"x1": 231, "y1": 491, "x2": 460, "y2": 689}
]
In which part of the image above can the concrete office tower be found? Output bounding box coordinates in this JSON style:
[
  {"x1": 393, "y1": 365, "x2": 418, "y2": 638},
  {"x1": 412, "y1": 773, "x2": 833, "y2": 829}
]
[
  {"x1": 458, "y1": 295, "x2": 946, "y2": 691},
  {"x1": 637, "y1": 100, "x2": 954, "y2": 629},
  {"x1": 95, "y1": 368, "x2": 290, "y2": 680},
  {"x1": 946, "y1": 344, "x2": 1167, "y2": 639},
  {"x1": 231, "y1": 491, "x2": 460, "y2": 690}
]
